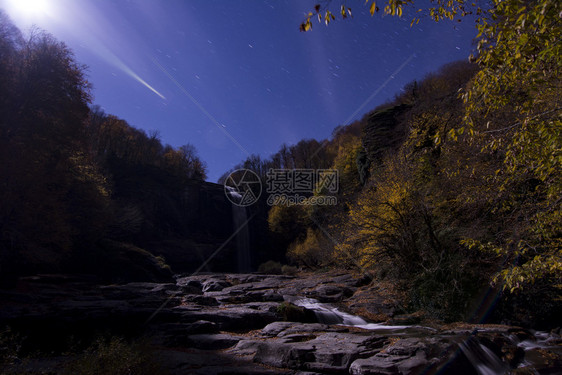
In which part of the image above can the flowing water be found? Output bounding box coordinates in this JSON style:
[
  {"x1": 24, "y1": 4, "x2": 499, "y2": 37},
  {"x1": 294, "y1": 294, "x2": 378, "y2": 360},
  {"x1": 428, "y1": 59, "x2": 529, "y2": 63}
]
[
  {"x1": 291, "y1": 297, "x2": 560, "y2": 375},
  {"x1": 226, "y1": 187, "x2": 251, "y2": 273},
  {"x1": 459, "y1": 337, "x2": 507, "y2": 375},
  {"x1": 293, "y1": 297, "x2": 412, "y2": 331}
]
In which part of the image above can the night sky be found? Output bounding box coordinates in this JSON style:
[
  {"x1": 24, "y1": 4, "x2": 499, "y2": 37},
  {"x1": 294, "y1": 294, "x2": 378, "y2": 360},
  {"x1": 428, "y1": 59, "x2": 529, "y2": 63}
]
[{"x1": 1, "y1": 0, "x2": 478, "y2": 182}]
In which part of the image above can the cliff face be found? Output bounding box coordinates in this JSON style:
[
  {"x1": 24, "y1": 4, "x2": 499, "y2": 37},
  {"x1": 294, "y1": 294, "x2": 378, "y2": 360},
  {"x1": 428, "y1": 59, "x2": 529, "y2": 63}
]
[
  {"x1": 148, "y1": 181, "x2": 238, "y2": 274},
  {"x1": 149, "y1": 180, "x2": 267, "y2": 275},
  {"x1": 361, "y1": 104, "x2": 411, "y2": 164}
]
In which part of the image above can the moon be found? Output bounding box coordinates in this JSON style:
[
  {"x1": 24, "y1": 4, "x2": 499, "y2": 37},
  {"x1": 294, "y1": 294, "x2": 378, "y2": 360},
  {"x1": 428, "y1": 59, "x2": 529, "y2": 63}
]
[{"x1": 4, "y1": 0, "x2": 52, "y2": 17}]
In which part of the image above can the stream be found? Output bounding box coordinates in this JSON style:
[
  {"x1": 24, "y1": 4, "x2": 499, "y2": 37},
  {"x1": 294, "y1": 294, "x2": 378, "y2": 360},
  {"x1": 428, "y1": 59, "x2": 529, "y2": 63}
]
[
  {"x1": 292, "y1": 296, "x2": 562, "y2": 375},
  {"x1": 1, "y1": 273, "x2": 561, "y2": 374}
]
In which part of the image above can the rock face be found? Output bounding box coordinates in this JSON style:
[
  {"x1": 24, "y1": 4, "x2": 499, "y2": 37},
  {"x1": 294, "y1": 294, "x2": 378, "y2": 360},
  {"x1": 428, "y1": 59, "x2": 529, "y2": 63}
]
[{"x1": 1, "y1": 272, "x2": 561, "y2": 375}]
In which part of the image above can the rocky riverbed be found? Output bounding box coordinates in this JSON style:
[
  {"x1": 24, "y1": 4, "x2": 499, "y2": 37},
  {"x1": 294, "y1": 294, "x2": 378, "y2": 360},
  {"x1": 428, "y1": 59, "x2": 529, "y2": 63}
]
[{"x1": 1, "y1": 272, "x2": 561, "y2": 374}]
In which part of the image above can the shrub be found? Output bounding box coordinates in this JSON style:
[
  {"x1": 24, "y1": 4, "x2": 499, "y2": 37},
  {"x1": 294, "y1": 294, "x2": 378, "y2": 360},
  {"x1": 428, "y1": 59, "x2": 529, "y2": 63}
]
[
  {"x1": 257, "y1": 260, "x2": 283, "y2": 274},
  {"x1": 63, "y1": 336, "x2": 166, "y2": 375},
  {"x1": 281, "y1": 264, "x2": 299, "y2": 276},
  {"x1": 0, "y1": 327, "x2": 23, "y2": 367},
  {"x1": 287, "y1": 228, "x2": 333, "y2": 269}
]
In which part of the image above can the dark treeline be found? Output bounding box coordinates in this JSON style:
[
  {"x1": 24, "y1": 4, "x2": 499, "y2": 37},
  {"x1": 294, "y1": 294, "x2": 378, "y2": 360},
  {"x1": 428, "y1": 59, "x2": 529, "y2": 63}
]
[{"x1": 0, "y1": 13, "x2": 207, "y2": 285}]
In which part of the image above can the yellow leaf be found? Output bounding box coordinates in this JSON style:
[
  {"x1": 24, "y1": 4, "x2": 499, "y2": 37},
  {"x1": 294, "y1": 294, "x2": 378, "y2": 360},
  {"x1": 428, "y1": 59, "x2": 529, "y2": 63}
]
[{"x1": 370, "y1": 1, "x2": 377, "y2": 16}]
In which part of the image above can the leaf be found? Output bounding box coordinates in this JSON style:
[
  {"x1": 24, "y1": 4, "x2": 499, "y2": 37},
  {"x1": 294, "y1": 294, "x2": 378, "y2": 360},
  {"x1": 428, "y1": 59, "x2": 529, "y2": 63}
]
[{"x1": 370, "y1": 1, "x2": 377, "y2": 16}]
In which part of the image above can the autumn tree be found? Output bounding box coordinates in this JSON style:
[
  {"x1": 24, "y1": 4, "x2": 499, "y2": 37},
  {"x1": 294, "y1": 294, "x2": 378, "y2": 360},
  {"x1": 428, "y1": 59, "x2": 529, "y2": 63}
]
[{"x1": 300, "y1": 0, "x2": 561, "y2": 322}]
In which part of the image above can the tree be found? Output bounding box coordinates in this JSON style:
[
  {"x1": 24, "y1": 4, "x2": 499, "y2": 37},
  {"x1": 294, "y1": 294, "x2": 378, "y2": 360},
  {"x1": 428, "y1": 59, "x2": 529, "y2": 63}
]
[
  {"x1": 0, "y1": 15, "x2": 108, "y2": 282},
  {"x1": 301, "y1": 0, "x2": 561, "y2": 295}
]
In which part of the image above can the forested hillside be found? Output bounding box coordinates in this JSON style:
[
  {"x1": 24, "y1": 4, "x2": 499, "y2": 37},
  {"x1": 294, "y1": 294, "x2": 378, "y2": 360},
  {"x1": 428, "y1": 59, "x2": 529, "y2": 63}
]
[
  {"x1": 0, "y1": 13, "x2": 208, "y2": 285},
  {"x1": 227, "y1": 0, "x2": 561, "y2": 324}
]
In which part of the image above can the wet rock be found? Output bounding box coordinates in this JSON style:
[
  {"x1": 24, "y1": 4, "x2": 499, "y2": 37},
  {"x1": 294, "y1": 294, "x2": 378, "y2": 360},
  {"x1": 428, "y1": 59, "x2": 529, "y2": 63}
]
[
  {"x1": 2, "y1": 272, "x2": 561, "y2": 375},
  {"x1": 183, "y1": 295, "x2": 219, "y2": 306},
  {"x1": 261, "y1": 322, "x2": 332, "y2": 337},
  {"x1": 277, "y1": 302, "x2": 318, "y2": 323},
  {"x1": 202, "y1": 279, "x2": 231, "y2": 292},
  {"x1": 305, "y1": 284, "x2": 355, "y2": 303},
  {"x1": 349, "y1": 337, "x2": 457, "y2": 375},
  {"x1": 249, "y1": 332, "x2": 387, "y2": 372},
  {"x1": 173, "y1": 305, "x2": 278, "y2": 331},
  {"x1": 386, "y1": 312, "x2": 425, "y2": 325},
  {"x1": 346, "y1": 286, "x2": 401, "y2": 322},
  {"x1": 175, "y1": 277, "x2": 202, "y2": 290}
]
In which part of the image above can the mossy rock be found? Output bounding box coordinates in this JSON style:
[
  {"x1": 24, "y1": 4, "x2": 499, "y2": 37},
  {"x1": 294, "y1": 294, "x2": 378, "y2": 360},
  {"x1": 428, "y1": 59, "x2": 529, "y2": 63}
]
[{"x1": 277, "y1": 302, "x2": 317, "y2": 323}]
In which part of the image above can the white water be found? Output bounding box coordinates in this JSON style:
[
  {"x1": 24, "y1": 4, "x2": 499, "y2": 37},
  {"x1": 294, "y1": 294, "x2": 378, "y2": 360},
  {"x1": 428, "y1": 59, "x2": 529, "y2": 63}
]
[
  {"x1": 517, "y1": 330, "x2": 558, "y2": 351},
  {"x1": 292, "y1": 297, "x2": 409, "y2": 330},
  {"x1": 293, "y1": 297, "x2": 514, "y2": 375},
  {"x1": 459, "y1": 337, "x2": 506, "y2": 375},
  {"x1": 226, "y1": 187, "x2": 251, "y2": 273}
]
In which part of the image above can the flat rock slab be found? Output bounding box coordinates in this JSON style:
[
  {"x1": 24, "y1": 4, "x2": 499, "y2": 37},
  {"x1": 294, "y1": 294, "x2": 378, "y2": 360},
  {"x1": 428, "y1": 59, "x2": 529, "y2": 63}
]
[
  {"x1": 2, "y1": 272, "x2": 561, "y2": 375},
  {"x1": 230, "y1": 324, "x2": 388, "y2": 373},
  {"x1": 156, "y1": 348, "x2": 292, "y2": 375},
  {"x1": 187, "y1": 333, "x2": 243, "y2": 350}
]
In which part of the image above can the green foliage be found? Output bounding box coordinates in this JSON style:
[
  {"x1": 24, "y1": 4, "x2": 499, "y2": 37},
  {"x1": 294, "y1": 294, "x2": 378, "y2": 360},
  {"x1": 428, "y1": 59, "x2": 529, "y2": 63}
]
[{"x1": 62, "y1": 336, "x2": 167, "y2": 375}]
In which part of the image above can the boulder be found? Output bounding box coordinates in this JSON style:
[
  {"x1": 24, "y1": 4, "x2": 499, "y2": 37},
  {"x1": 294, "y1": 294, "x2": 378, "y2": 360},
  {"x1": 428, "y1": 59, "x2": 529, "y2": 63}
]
[
  {"x1": 249, "y1": 332, "x2": 387, "y2": 372},
  {"x1": 305, "y1": 284, "x2": 355, "y2": 303},
  {"x1": 202, "y1": 279, "x2": 231, "y2": 292}
]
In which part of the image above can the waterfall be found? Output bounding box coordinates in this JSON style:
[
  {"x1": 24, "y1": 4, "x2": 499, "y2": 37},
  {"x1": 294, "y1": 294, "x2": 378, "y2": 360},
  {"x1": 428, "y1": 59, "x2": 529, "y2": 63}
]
[
  {"x1": 292, "y1": 297, "x2": 409, "y2": 330},
  {"x1": 459, "y1": 336, "x2": 507, "y2": 375},
  {"x1": 226, "y1": 187, "x2": 251, "y2": 273},
  {"x1": 290, "y1": 297, "x2": 548, "y2": 374}
]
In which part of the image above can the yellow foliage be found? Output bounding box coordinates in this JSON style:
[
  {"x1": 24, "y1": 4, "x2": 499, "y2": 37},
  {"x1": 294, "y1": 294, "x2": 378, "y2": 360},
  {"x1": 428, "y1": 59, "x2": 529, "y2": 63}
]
[
  {"x1": 336, "y1": 154, "x2": 414, "y2": 270},
  {"x1": 287, "y1": 228, "x2": 333, "y2": 268},
  {"x1": 332, "y1": 136, "x2": 362, "y2": 198}
]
